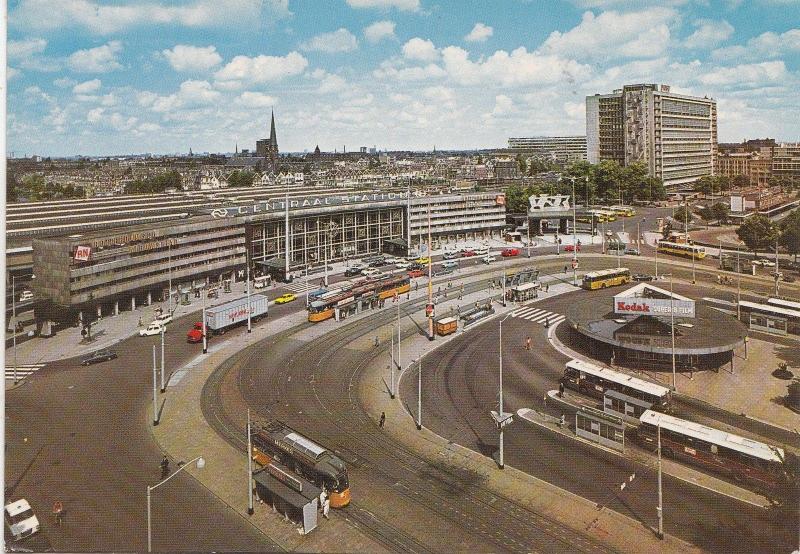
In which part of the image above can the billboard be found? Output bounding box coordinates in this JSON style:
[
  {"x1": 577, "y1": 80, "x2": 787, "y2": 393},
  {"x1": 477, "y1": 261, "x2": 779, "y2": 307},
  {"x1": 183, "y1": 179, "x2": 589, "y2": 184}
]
[
  {"x1": 615, "y1": 298, "x2": 695, "y2": 318},
  {"x1": 74, "y1": 245, "x2": 92, "y2": 261}
]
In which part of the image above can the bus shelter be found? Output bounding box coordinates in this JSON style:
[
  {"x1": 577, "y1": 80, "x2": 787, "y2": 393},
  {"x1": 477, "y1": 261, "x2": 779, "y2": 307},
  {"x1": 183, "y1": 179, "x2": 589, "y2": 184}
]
[
  {"x1": 603, "y1": 389, "x2": 653, "y2": 425},
  {"x1": 253, "y1": 464, "x2": 321, "y2": 534},
  {"x1": 510, "y1": 281, "x2": 540, "y2": 302},
  {"x1": 575, "y1": 406, "x2": 625, "y2": 452}
]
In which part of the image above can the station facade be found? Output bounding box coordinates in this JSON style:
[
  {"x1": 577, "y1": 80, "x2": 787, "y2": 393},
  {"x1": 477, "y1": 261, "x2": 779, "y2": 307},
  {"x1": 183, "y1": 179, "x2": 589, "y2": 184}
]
[{"x1": 32, "y1": 190, "x2": 506, "y2": 326}]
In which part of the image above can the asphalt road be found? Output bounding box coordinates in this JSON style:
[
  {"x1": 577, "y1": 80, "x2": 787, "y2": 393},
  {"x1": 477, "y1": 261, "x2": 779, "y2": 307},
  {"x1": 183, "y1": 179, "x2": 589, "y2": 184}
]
[
  {"x1": 400, "y1": 287, "x2": 797, "y2": 552},
  {"x1": 3, "y1": 302, "x2": 304, "y2": 552}
]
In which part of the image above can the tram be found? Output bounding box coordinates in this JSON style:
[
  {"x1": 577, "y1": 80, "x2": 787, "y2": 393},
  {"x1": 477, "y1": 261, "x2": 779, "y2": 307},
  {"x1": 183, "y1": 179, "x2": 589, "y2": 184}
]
[
  {"x1": 307, "y1": 274, "x2": 411, "y2": 322},
  {"x1": 251, "y1": 420, "x2": 351, "y2": 507},
  {"x1": 657, "y1": 240, "x2": 706, "y2": 260}
]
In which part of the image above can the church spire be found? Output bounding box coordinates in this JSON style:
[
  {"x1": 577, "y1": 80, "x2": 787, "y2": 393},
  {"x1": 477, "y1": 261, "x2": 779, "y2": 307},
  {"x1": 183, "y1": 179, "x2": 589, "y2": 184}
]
[{"x1": 269, "y1": 109, "x2": 277, "y2": 145}]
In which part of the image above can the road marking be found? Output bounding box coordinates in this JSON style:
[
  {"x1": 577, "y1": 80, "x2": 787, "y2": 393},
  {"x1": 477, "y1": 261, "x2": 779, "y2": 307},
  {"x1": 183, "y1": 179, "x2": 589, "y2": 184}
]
[
  {"x1": 512, "y1": 307, "x2": 564, "y2": 326},
  {"x1": 5, "y1": 363, "x2": 45, "y2": 380}
]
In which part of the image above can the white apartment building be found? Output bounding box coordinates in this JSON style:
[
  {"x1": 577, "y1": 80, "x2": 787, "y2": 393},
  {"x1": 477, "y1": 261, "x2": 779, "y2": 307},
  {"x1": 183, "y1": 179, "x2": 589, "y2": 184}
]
[
  {"x1": 586, "y1": 84, "x2": 717, "y2": 189},
  {"x1": 507, "y1": 136, "x2": 587, "y2": 162}
]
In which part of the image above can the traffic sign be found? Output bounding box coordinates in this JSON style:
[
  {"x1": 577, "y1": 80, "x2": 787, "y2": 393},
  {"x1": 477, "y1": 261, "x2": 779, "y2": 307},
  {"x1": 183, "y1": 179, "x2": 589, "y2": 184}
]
[{"x1": 571, "y1": 258, "x2": 579, "y2": 269}]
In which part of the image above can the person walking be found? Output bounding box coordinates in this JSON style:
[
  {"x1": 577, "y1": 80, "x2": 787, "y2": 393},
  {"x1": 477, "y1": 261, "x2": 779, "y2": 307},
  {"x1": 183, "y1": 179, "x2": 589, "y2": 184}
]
[
  {"x1": 322, "y1": 495, "x2": 330, "y2": 519},
  {"x1": 379, "y1": 411, "x2": 386, "y2": 429},
  {"x1": 160, "y1": 455, "x2": 170, "y2": 479},
  {"x1": 558, "y1": 381, "x2": 565, "y2": 398},
  {"x1": 374, "y1": 336, "x2": 379, "y2": 348},
  {"x1": 52, "y1": 501, "x2": 63, "y2": 526},
  {"x1": 319, "y1": 488, "x2": 328, "y2": 513},
  {"x1": 563, "y1": 265, "x2": 567, "y2": 274},
  {"x1": 544, "y1": 316, "x2": 550, "y2": 328},
  {"x1": 525, "y1": 336, "x2": 531, "y2": 351}
]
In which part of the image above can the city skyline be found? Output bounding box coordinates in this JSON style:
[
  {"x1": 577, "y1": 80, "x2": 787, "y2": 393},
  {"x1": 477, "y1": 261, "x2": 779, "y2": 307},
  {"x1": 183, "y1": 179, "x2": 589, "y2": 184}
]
[{"x1": 6, "y1": 0, "x2": 800, "y2": 157}]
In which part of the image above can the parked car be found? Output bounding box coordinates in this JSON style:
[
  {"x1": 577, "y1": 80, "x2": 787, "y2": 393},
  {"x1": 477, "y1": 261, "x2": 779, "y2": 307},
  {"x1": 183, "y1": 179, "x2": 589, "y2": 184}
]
[
  {"x1": 625, "y1": 247, "x2": 641, "y2": 256},
  {"x1": 18, "y1": 291, "x2": 33, "y2": 302},
  {"x1": 407, "y1": 262, "x2": 423, "y2": 271},
  {"x1": 564, "y1": 244, "x2": 581, "y2": 253},
  {"x1": 81, "y1": 348, "x2": 118, "y2": 365},
  {"x1": 362, "y1": 268, "x2": 383, "y2": 278},
  {"x1": 473, "y1": 247, "x2": 489, "y2": 256},
  {"x1": 441, "y1": 260, "x2": 459, "y2": 269},
  {"x1": 633, "y1": 273, "x2": 654, "y2": 282},
  {"x1": 369, "y1": 258, "x2": 387, "y2": 268},
  {"x1": 153, "y1": 313, "x2": 173, "y2": 326},
  {"x1": 408, "y1": 269, "x2": 424, "y2": 278},
  {"x1": 344, "y1": 266, "x2": 364, "y2": 277},
  {"x1": 275, "y1": 293, "x2": 297, "y2": 304},
  {"x1": 443, "y1": 251, "x2": 459, "y2": 260},
  {"x1": 462, "y1": 250, "x2": 476, "y2": 257},
  {"x1": 4, "y1": 499, "x2": 39, "y2": 541},
  {"x1": 501, "y1": 248, "x2": 520, "y2": 257},
  {"x1": 140, "y1": 322, "x2": 166, "y2": 336},
  {"x1": 482, "y1": 255, "x2": 496, "y2": 264},
  {"x1": 415, "y1": 256, "x2": 431, "y2": 265},
  {"x1": 187, "y1": 322, "x2": 205, "y2": 343},
  {"x1": 394, "y1": 260, "x2": 411, "y2": 269},
  {"x1": 752, "y1": 258, "x2": 775, "y2": 267}
]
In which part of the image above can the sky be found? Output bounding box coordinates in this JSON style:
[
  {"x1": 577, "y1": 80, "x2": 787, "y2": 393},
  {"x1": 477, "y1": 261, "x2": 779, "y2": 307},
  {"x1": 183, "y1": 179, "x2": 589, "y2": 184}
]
[{"x1": 6, "y1": 0, "x2": 800, "y2": 157}]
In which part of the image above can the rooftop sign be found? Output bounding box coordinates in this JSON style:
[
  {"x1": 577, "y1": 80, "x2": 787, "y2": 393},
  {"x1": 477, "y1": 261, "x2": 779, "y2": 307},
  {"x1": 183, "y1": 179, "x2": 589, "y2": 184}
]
[
  {"x1": 210, "y1": 191, "x2": 409, "y2": 219},
  {"x1": 614, "y1": 282, "x2": 696, "y2": 318}
]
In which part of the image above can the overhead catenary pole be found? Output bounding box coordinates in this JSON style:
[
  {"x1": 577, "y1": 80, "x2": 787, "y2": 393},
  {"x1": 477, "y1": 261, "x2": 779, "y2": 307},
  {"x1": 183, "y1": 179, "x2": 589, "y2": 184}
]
[
  {"x1": 670, "y1": 274, "x2": 677, "y2": 392},
  {"x1": 775, "y1": 236, "x2": 780, "y2": 297},
  {"x1": 152, "y1": 346, "x2": 159, "y2": 426},
  {"x1": 571, "y1": 177, "x2": 578, "y2": 286},
  {"x1": 12, "y1": 275, "x2": 18, "y2": 384},
  {"x1": 167, "y1": 243, "x2": 172, "y2": 314},
  {"x1": 247, "y1": 409, "x2": 254, "y2": 515},
  {"x1": 657, "y1": 423, "x2": 664, "y2": 540},
  {"x1": 246, "y1": 261, "x2": 251, "y2": 333},
  {"x1": 160, "y1": 326, "x2": 166, "y2": 392},
  {"x1": 284, "y1": 188, "x2": 290, "y2": 277},
  {"x1": 416, "y1": 355, "x2": 423, "y2": 430},
  {"x1": 202, "y1": 284, "x2": 208, "y2": 354},
  {"x1": 737, "y1": 244, "x2": 742, "y2": 320},
  {"x1": 498, "y1": 315, "x2": 507, "y2": 469},
  {"x1": 427, "y1": 203, "x2": 434, "y2": 341}
]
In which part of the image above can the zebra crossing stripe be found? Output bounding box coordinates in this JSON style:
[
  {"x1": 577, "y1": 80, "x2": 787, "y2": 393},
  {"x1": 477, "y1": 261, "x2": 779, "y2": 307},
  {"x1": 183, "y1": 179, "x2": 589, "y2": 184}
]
[
  {"x1": 527, "y1": 312, "x2": 554, "y2": 323},
  {"x1": 513, "y1": 307, "x2": 545, "y2": 318},
  {"x1": 5, "y1": 364, "x2": 44, "y2": 379}
]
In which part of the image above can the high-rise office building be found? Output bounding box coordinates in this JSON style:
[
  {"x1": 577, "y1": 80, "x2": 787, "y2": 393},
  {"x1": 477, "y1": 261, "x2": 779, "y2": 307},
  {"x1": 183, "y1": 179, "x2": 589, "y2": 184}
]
[
  {"x1": 586, "y1": 84, "x2": 717, "y2": 189},
  {"x1": 507, "y1": 136, "x2": 587, "y2": 162}
]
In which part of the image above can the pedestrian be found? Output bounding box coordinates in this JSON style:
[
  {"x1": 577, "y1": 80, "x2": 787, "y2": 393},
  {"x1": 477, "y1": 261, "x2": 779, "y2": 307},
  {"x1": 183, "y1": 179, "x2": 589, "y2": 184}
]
[
  {"x1": 415, "y1": 282, "x2": 419, "y2": 291},
  {"x1": 407, "y1": 292, "x2": 410, "y2": 300},
  {"x1": 374, "y1": 336, "x2": 379, "y2": 348},
  {"x1": 457, "y1": 306, "x2": 461, "y2": 316},
  {"x1": 544, "y1": 316, "x2": 549, "y2": 328},
  {"x1": 52, "y1": 501, "x2": 63, "y2": 526},
  {"x1": 559, "y1": 414, "x2": 566, "y2": 427},
  {"x1": 563, "y1": 265, "x2": 567, "y2": 274},
  {"x1": 545, "y1": 283, "x2": 549, "y2": 293},
  {"x1": 379, "y1": 411, "x2": 386, "y2": 429},
  {"x1": 323, "y1": 496, "x2": 330, "y2": 519},
  {"x1": 525, "y1": 336, "x2": 531, "y2": 350},
  {"x1": 558, "y1": 381, "x2": 565, "y2": 398},
  {"x1": 319, "y1": 488, "x2": 328, "y2": 512},
  {"x1": 458, "y1": 293, "x2": 462, "y2": 301},
  {"x1": 138, "y1": 317, "x2": 143, "y2": 327},
  {"x1": 160, "y1": 455, "x2": 170, "y2": 479}
]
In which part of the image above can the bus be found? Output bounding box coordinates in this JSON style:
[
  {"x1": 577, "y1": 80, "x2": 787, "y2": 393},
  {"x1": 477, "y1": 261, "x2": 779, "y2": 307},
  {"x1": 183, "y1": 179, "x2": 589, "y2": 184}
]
[
  {"x1": 251, "y1": 420, "x2": 351, "y2": 507},
  {"x1": 657, "y1": 240, "x2": 706, "y2": 260},
  {"x1": 307, "y1": 274, "x2": 411, "y2": 322},
  {"x1": 561, "y1": 359, "x2": 672, "y2": 411},
  {"x1": 589, "y1": 210, "x2": 616, "y2": 222},
  {"x1": 637, "y1": 410, "x2": 787, "y2": 491},
  {"x1": 608, "y1": 205, "x2": 636, "y2": 217},
  {"x1": 581, "y1": 267, "x2": 631, "y2": 290}
]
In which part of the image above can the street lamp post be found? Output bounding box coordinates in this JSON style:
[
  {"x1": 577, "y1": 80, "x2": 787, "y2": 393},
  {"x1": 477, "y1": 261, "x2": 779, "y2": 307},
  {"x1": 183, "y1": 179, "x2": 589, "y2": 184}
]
[
  {"x1": 167, "y1": 243, "x2": 172, "y2": 314},
  {"x1": 493, "y1": 314, "x2": 513, "y2": 469},
  {"x1": 668, "y1": 274, "x2": 677, "y2": 391},
  {"x1": 774, "y1": 236, "x2": 780, "y2": 297},
  {"x1": 416, "y1": 354, "x2": 423, "y2": 430},
  {"x1": 571, "y1": 177, "x2": 578, "y2": 287},
  {"x1": 160, "y1": 326, "x2": 166, "y2": 393},
  {"x1": 202, "y1": 284, "x2": 208, "y2": 354},
  {"x1": 11, "y1": 275, "x2": 18, "y2": 384},
  {"x1": 737, "y1": 243, "x2": 742, "y2": 320},
  {"x1": 656, "y1": 423, "x2": 664, "y2": 540},
  {"x1": 147, "y1": 456, "x2": 205, "y2": 552},
  {"x1": 152, "y1": 346, "x2": 159, "y2": 426},
  {"x1": 247, "y1": 409, "x2": 254, "y2": 515}
]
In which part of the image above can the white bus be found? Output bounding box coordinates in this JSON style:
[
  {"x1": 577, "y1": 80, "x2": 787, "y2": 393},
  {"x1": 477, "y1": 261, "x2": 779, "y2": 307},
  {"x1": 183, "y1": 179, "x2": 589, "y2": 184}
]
[{"x1": 561, "y1": 359, "x2": 672, "y2": 410}]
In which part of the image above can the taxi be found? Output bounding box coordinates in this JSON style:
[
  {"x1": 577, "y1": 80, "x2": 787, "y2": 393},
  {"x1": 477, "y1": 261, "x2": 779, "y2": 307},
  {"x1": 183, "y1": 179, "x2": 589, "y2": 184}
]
[{"x1": 275, "y1": 293, "x2": 297, "y2": 304}]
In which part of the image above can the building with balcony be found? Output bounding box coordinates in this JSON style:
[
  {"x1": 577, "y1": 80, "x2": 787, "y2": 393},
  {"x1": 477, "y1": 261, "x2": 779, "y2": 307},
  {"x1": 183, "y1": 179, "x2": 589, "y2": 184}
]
[
  {"x1": 507, "y1": 136, "x2": 587, "y2": 162},
  {"x1": 586, "y1": 84, "x2": 717, "y2": 190}
]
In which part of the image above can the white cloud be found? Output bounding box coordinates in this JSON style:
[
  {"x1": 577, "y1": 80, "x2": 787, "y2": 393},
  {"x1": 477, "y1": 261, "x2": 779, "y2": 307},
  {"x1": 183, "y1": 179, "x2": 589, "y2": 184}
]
[
  {"x1": 11, "y1": 0, "x2": 290, "y2": 35},
  {"x1": 402, "y1": 38, "x2": 439, "y2": 62},
  {"x1": 7, "y1": 38, "x2": 47, "y2": 59},
  {"x1": 146, "y1": 80, "x2": 222, "y2": 112},
  {"x1": 67, "y1": 41, "x2": 123, "y2": 72},
  {"x1": 712, "y1": 28, "x2": 800, "y2": 61},
  {"x1": 300, "y1": 28, "x2": 358, "y2": 53},
  {"x1": 162, "y1": 45, "x2": 222, "y2": 72},
  {"x1": 364, "y1": 20, "x2": 396, "y2": 43},
  {"x1": 86, "y1": 107, "x2": 105, "y2": 123},
  {"x1": 684, "y1": 20, "x2": 734, "y2": 49},
  {"x1": 491, "y1": 94, "x2": 513, "y2": 116},
  {"x1": 373, "y1": 61, "x2": 446, "y2": 81},
  {"x1": 346, "y1": 0, "x2": 419, "y2": 10},
  {"x1": 698, "y1": 61, "x2": 788, "y2": 86},
  {"x1": 8, "y1": 67, "x2": 21, "y2": 80},
  {"x1": 235, "y1": 91, "x2": 277, "y2": 108},
  {"x1": 72, "y1": 79, "x2": 102, "y2": 94},
  {"x1": 214, "y1": 52, "x2": 308, "y2": 87},
  {"x1": 440, "y1": 46, "x2": 591, "y2": 86},
  {"x1": 54, "y1": 77, "x2": 77, "y2": 88},
  {"x1": 318, "y1": 74, "x2": 347, "y2": 94},
  {"x1": 465, "y1": 23, "x2": 493, "y2": 43},
  {"x1": 540, "y1": 8, "x2": 675, "y2": 60}
]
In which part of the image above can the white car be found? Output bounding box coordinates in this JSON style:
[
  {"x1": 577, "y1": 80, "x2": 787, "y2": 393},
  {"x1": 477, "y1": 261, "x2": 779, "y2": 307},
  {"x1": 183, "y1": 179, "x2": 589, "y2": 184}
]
[
  {"x1": 362, "y1": 268, "x2": 383, "y2": 278},
  {"x1": 19, "y1": 290, "x2": 34, "y2": 302},
  {"x1": 139, "y1": 322, "x2": 166, "y2": 336},
  {"x1": 482, "y1": 255, "x2": 496, "y2": 264},
  {"x1": 5, "y1": 499, "x2": 40, "y2": 541},
  {"x1": 474, "y1": 247, "x2": 489, "y2": 256},
  {"x1": 395, "y1": 260, "x2": 411, "y2": 269},
  {"x1": 153, "y1": 313, "x2": 173, "y2": 326}
]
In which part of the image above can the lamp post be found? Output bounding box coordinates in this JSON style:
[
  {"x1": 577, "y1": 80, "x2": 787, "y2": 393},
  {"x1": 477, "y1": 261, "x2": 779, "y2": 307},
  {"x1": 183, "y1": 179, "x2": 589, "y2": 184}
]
[
  {"x1": 656, "y1": 423, "x2": 664, "y2": 540},
  {"x1": 247, "y1": 409, "x2": 254, "y2": 515},
  {"x1": 570, "y1": 177, "x2": 578, "y2": 287},
  {"x1": 666, "y1": 273, "x2": 677, "y2": 391},
  {"x1": 147, "y1": 456, "x2": 205, "y2": 552},
  {"x1": 202, "y1": 284, "x2": 208, "y2": 354},
  {"x1": 492, "y1": 313, "x2": 514, "y2": 469},
  {"x1": 393, "y1": 298, "x2": 401, "y2": 399},
  {"x1": 167, "y1": 243, "x2": 172, "y2": 314},
  {"x1": 160, "y1": 326, "x2": 166, "y2": 392},
  {"x1": 416, "y1": 354, "x2": 423, "y2": 430},
  {"x1": 246, "y1": 261, "x2": 251, "y2": 333},
  {"x1": 737, "y1": 243, "x2": 742, "y2": 321},
  {"x1": 774, "y1": 236, "x2": 780, "y2": 297},
  {"x1": 152, "y1": 346, "x2": 159, "y2": 426},
  {"x1": 11, "y1": 275, "x2": 19, "y2": 384}
]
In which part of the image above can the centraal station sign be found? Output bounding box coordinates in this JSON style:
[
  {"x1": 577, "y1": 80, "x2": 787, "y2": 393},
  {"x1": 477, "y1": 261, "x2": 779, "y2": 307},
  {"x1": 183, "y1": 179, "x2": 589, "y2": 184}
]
[{"x1": 209, "y1": 191, "x2": 410, "y2": 219}]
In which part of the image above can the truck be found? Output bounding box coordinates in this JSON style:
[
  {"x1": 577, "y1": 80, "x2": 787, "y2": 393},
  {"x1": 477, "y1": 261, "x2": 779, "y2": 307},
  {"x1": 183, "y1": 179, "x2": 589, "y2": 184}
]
[{"x1": 204, "y1": 294, "x2": 269, "y2": 335}]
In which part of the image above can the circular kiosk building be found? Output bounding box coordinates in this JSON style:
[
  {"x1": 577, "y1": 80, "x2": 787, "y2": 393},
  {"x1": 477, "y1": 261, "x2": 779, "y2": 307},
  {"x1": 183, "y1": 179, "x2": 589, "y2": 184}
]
[{"x1": 565, "y1": 282, "x2": 747, "y2": 372}]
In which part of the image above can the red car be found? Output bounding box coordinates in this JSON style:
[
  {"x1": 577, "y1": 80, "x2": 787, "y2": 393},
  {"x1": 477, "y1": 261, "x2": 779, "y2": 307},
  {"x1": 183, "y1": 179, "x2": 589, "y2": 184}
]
[
  {"x1": 462, "y1": 250, "x2": 476, "y2": 257},
  {"x1": 408, "y1": 269, "x2": 424, "y2": 278},
  {"x1": 501, "y1": 248, "x2": 519, "y2": 257},
  {"x1": 564, "y1": 244, "x2": 581, "y2": 252}
]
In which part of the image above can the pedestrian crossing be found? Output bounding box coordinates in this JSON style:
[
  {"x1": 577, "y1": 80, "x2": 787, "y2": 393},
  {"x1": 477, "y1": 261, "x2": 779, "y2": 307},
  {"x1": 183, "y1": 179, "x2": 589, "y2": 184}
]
[
  {"x1": 280, "y1": 280, "x2": 315, "y2": 293},
  {"x1": 510, "y1": 306, "x2": 565, "y2": 326},
  {"x1": 5, "y1": 363, "x2": 45, "y2": 380}
]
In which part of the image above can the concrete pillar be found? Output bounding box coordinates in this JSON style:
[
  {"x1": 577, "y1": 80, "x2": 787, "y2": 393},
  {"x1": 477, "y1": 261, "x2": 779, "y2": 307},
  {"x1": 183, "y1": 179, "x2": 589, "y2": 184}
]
[
  {"x1": 97, "y1": 305, "x2": 102, "y2": 319},
  {"x1": 131, "y1": 296, "x2": 136, "y2": 311},
  {"x1": 78, "y1": 311, "x2": 84, "y2": 324},
  {"x1": 147, "y1": 291, "x2": 152, "y2": 305},
  {"x1": 114, "y1": 301, "x2": 119, "y2": 316}
]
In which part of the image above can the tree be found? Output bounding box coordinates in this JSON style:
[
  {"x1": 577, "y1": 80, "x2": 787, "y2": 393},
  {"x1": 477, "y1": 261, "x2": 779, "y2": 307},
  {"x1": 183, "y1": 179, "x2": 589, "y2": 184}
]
[
  {"x1": 711, "y1": 202, "x2": 730, "y2": 224},
  {"x1": 779, "y1": 207, "x2": 800, "y2": 261},
  {"x1": 515, "y1": 154, "x2": 527, "y2": 174},
  {"x1": 693, "y1": 176, "x2": 715, "y2": 195},
  {"x1": 731, "y1": 174, "x2": 750, "y2": 189},
  {"x1": 504, "y1": 183, "x2": 542, "y2": 214},
  {"x1": 736, "y1": 214, "x2": 779, "y2": 255},
  {"x1": 672, "y1": 205, "x2": 692, "y2": 225}
]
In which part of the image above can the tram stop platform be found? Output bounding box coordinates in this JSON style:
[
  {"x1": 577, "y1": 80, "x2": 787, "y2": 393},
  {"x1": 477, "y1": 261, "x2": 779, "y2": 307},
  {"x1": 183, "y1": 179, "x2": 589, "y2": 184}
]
[{"x1": 253, "y1": 463, "x2": 321, "y2": 535}]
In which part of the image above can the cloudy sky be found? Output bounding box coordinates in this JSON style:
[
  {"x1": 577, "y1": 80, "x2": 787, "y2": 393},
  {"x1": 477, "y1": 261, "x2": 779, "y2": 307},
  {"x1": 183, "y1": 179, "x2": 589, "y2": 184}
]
[{"x1": 6, "y1": 0, "x2": 800, "y2": 156}]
